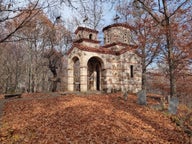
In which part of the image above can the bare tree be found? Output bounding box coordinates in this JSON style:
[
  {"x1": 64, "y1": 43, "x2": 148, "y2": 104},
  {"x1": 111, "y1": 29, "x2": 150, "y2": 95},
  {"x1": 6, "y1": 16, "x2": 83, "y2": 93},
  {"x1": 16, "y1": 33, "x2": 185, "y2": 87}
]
[
  {"x1": 73, "y1": 0, "x2": 104, "y2": 29},
  {"x1": 44, "y1": 49, "x2": 63, "y2": 92},
  {"x1": 133, "y1": 0, "x2": 192, "y2": 98},
  {"x1": 0, "y1": 0, "x2": 77, "y2": 43},
  {"x1": 0, "y1": 0, "x2": 44, "y2": 43}
]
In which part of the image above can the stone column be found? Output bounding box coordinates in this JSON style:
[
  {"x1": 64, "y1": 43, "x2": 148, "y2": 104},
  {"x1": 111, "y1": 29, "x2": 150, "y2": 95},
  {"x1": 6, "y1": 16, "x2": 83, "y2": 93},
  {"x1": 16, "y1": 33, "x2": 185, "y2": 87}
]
[
  {"x1": 67, "y1": 68, "x2": 73, "y2": 91},
  {"x1": 80, "y1": 66, "x2": 87, "y2": 92},
  {"x1": 92, "y1": 71, "x2": 97, "y2": 90}
]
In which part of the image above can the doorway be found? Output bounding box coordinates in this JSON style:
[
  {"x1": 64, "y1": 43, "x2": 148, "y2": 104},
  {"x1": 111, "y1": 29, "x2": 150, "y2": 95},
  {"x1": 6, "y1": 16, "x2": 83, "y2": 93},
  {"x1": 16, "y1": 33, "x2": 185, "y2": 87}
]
[{"x1": 87, "y1": 57, "x2": 103, "y2": 91}]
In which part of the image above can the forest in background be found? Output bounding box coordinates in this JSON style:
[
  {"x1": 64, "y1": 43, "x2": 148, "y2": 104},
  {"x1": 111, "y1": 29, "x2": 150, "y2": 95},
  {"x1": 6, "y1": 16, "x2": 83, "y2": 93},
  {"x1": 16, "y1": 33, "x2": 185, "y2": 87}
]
[{"x1": 0, "y1": 0, "x2": 192, "y2": 107}]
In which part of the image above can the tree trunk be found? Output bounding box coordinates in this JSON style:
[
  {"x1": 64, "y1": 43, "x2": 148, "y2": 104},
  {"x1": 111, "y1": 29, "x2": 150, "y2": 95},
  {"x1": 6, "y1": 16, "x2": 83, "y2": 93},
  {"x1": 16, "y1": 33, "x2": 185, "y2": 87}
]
[
  {"x1": 163, "y1": 0, "x2": 177, "y2": 98},
  {"x1": 52, "y1": 80, "x2": 57, "y2": 92},
  {"x1": 142, "y1": 70, "x2": 147, "y2": 91},
  {"x1": 141, "y1": 47, "x2": 147, "y2": 91},
  {"x1": 50, "y1": 65, "x2": 58, "y2": 92}
]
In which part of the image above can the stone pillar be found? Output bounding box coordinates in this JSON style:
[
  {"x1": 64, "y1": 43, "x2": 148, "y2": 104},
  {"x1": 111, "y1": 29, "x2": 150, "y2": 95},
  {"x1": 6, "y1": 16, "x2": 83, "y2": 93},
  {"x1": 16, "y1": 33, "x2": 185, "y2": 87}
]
[
  {"x1": 67, "y1": 68, "x2": 73, "y2": 91},
  {"x1": 90, "y1": 71, "x2": 97, "y2": 90},
  {"x1": 80, "y1": 66, "x2": 87, "y2": 92}
]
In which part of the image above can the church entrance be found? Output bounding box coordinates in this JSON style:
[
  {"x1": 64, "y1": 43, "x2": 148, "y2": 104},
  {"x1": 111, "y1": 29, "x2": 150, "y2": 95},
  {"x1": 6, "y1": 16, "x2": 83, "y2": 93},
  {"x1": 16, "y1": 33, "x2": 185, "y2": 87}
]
[{"x1": 87, "y1": 57, "x2": 103, "y2": 91}]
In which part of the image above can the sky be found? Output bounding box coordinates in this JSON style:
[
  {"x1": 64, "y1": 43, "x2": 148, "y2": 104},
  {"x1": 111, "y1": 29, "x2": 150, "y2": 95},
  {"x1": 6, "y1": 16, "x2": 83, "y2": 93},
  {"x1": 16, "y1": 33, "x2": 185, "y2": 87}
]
[
  {"x1": 54, "y1": 1, "x2": 117, "y2": 31},
  {"x1": 51, "y1": 1, "x2": 117, "y2": 44},
  {"x1": 4, "y1": 0, "x2": 119, "y2": 31}
]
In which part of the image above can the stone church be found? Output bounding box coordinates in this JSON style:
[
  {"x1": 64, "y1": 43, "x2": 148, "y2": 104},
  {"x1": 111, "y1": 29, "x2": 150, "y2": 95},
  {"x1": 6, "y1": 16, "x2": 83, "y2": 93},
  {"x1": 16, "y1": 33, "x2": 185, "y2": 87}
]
[{"x1": 65, "y1": 23, "x2": 142, "y2": 93}]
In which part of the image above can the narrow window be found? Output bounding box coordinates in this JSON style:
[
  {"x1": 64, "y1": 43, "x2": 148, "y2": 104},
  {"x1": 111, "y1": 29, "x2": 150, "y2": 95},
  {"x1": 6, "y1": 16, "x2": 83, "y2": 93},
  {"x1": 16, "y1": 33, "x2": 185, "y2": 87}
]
[
  {"x1": 130, "y1": 65, "x2": 134, "y2": 78},
  {"x1": 124, "y1": 33, "x2": 127, "y2": 42},
  {"x1": 89, "y1": 34, "x2": 92, "y2": 39},
  {"x1": 107, "y1": 37, "x2": 110, "y2": 43}
]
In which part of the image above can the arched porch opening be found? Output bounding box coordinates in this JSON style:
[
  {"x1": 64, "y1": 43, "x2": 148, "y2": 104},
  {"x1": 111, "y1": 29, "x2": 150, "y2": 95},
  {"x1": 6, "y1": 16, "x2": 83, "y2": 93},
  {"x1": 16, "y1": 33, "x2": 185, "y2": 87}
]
[
  {"x1": 73, "y1": 57, "x2": 80, "y2": 91},
  {"x1": 87, "y1": 57, "x2": 104, "y2": 91}
]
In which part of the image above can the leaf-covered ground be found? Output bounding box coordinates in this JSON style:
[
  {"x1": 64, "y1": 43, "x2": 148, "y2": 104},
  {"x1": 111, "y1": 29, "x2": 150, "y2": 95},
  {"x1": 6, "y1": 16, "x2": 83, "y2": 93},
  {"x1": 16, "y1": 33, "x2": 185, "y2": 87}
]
[{"x1": 0, "y1": 93, "x2": 191, "y2": 143}]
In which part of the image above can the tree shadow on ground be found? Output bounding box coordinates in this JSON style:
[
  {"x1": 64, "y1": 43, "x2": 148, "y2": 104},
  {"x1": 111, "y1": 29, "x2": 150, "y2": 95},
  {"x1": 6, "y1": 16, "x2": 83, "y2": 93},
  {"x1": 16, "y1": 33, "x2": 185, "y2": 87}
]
[{"x1": 108, "y1": 93, "x2": 188, "y2": 143}]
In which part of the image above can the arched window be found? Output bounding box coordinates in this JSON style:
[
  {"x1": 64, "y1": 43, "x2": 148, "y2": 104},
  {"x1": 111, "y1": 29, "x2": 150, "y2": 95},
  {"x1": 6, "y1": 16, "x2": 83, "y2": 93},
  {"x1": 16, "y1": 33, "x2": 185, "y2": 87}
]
[
  {"x1": 107, "y1": 36, "x2": 110, "y2": 43},
  {"x1": 89, "y1": 34, "x2": 92, "y2": 39}
]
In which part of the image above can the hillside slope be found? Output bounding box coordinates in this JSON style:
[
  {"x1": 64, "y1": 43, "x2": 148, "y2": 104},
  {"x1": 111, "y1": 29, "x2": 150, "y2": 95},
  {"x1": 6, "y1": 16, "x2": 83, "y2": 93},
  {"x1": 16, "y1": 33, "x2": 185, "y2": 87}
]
[{"x1": 0, "y1": 93, "x2": 191, "y2": 143}]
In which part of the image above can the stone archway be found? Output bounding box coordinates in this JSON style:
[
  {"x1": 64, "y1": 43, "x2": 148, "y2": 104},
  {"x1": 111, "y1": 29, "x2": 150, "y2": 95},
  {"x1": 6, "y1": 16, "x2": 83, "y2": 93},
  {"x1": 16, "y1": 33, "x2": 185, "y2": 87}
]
[
  {"x1": 73, "y1": 57, "x2": 80, "y2": 91},
  {"x1": 87, "y1": 57, "x2": 104, "y2": 91}
]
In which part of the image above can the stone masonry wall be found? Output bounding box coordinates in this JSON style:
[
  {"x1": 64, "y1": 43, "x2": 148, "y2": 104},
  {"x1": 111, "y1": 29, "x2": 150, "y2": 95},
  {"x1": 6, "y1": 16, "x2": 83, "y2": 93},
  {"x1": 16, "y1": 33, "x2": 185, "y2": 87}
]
[
  {"x1": 104, "y1": 51, "x2": 141, "y2": 93},
  {"x1": 76, "y1": 31, "x2": 97, "y2": 41},
  {"x1": 67, "y1": 47, "x2": 141, "y2": 93},
  {"x1": 104, "y1": 26, "x2": 131, "y2": 45}
]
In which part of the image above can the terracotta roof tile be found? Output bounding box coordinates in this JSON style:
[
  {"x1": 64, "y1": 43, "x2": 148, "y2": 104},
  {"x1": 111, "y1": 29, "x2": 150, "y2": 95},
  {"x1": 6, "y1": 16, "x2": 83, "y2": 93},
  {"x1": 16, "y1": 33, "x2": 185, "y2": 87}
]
[
  {"x1": 102, "y1": 42, "x2": 137, "y2": 49},
  {"x1": 74, "y1": 38, "x2": 100, "y2": 44},
  {"x1": 75, "y1": 27, "x2": 98, "y2": 34},
  {"x1": 67, "y1": 43, "x2": 137, "y2": 56}
]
